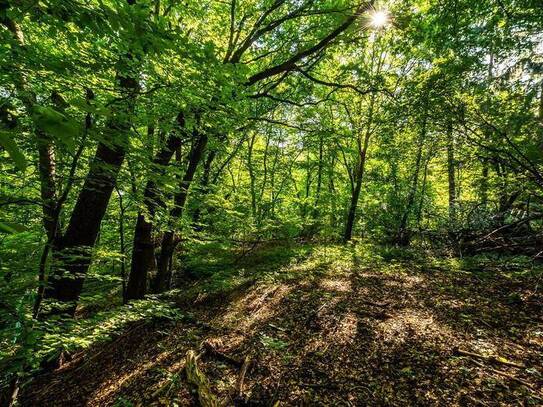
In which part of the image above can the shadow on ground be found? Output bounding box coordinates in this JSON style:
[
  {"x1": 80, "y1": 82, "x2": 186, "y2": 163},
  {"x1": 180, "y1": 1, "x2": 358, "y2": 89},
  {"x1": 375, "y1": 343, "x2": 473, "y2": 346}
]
[{"x1": 20, "y1": 243, "x2": 543, "y2": 406}]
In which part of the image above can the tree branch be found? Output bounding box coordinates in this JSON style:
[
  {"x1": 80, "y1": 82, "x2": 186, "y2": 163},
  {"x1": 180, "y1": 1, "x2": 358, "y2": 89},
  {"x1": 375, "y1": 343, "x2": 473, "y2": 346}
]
[{"x1": 246, "y1": 1, "x2": 374, "y2": 85}]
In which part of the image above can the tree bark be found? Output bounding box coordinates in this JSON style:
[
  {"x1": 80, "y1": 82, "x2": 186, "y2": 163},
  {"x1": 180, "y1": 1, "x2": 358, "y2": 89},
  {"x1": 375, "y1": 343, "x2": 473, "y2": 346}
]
[
  {"x1": 447, "y1": 122, "x2": 457, "y2": 226},
  {"x1": 152, "y1": 132, "x2": 208, "y2": 293},
  {"x1": 343, "y1": 159, "x2": 363, "y2": 242},
  {"x1": 45, "y1": 0, "x2": 141, "y2": 315},
  {"x1": 343, "y1": 134, "x2": 370, "y2": 243},
  {"x1": 342, "y1": 93, "x2": 375, "y2": 243},
  {"x1": 396, "y1": 105, "x2": 427, "y2": 246},
  {"x1": 538, "y1": 80, "x2": 543, "y2": 157},
  {"x1": 191, "y1": 150, "x2": 216, "y2": 229},
  {"x1": 1, "y1": 14, "x2": 59, "y2": 241},
  {"x1": 314, "y1": 135, "x2": 324, "y2": 210},
  {"x1": 247, "y1": 132, "x2": 258, "y2": 220},
  {"x1": 46, "y1": 135, "x2": 131, "y2": 313},
  {"x1": 126, "y1": 113, "x2": 186, "y2": 301}
]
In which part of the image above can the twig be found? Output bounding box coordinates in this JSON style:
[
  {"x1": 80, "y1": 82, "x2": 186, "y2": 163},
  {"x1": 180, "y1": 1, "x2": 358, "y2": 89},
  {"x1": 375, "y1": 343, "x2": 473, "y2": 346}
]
[
  {"x1": 361, "y1": 300, "x2": 390, "y2": 308},
  {"x1": 268, "y1": 323, "x2": 288, "y2": 332},
  {"x1": 456, "y1": 348, "x2": 525, "y2": 369},
  {"x1": 236, "y1": 357, "x2": 251, "y2": 399},
  {"x1": 469, "y1": 358, "x2": 543, "y2": 400}
]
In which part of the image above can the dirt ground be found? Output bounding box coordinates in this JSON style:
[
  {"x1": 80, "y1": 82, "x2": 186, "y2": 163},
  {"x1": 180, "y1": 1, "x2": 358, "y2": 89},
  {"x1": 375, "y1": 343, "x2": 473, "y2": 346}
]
[{"x1": 19, "y1": 244, "x2": 543, "y2": 406}]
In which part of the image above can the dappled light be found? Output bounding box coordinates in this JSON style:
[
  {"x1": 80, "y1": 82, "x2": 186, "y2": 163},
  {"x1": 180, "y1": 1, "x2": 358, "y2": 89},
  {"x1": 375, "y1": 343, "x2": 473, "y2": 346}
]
[
  {"x1": 16, "y1": 243, "x2": 543, "y2": 405},
  {"x1": 216, "y1": 284, "x2": 294, "y2": 332},
  {"x1": 319, "y1": 276, "x2": 352, "y2": 293},
  {"x1": 376, "y1": 308, "x2": 452, "y2": 345}
]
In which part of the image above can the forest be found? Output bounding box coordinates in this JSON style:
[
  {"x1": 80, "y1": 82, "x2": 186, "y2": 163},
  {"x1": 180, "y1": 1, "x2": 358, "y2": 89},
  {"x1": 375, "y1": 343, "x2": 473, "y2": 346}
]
[{"x1": 0, "y1": 0, "x2": 542, "y2": 405}]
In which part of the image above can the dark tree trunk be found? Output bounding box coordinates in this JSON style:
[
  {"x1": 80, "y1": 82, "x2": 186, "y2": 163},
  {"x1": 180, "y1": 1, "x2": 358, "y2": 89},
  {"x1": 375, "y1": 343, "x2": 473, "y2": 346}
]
[
  {"x1": 396, "y1": 116, "x2": 426, "y2": 246},
  {"x1": 152, "y1": 132, "x2": 208, "y2": 293},
  {"x1": 37, "y1": 140, "x2": 58, "y2": 241},
  {"x1": 247, "y1": 133, "x2": 258, "y2": 220},
  {"x1": 341, "y1": 84, "x2": 378, "y2": 243},
  {"x1": 302, "y1": 151, "x2": 312, "y2": 220},
  {"x1": 191, "y1": 135, "x2": 245, "y2": 229},
  {"x1": 480, "y1": 161, "x2": 489, "y2": 206},
  {"x1": 45, "y1": 4, "x2": 141, "y2": 314},
  {"x1": 126, "y1": 213, "x2": 156, "y2": 300},
  {"x1": 343, "y1": 149, "x2": 366, "y2": 243},
  {"x1": 46, "y1": 137, "x2": 130, "y2": 314},
  {"x1": 447, "y1": 122, "x2": 457, "y2": 226},
  {"x1": 1, "y1": 15, "x2": 59, "y2": 241},
  {"x1": 314, "y1": 135, "x2": 324, "y2": 210},
  {"x1": 125, "y1": 113, "x2": 186, "y2": 301},
  {"x1": 116, "y1": 188, "x2": 128, "y2": 304},
  {"x1": 191, "y1": 150, "x2": 216, "y2": 229},
  {"x1": 33, "y1": 89, "x2": 96, "y2": 318},
  {"x1": 539, "y1": 81, "x2": 543, "y2": 149}
]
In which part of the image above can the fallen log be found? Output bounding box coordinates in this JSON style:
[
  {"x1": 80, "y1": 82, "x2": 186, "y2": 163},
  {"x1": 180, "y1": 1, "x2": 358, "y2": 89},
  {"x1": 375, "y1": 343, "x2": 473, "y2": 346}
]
[
  {"x1": 185, "y1": 350, "x2": 220, "y2": 407},
  {"x1": 202, "y1": 340, "x2": 242, "y2": 367}
]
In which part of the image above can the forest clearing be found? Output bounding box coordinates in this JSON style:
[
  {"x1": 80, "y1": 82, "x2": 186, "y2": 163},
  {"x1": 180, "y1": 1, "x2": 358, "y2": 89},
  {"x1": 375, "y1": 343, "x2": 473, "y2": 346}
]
[{"x1": 1, "y1": 0, "x2": 542, "y2": 406}]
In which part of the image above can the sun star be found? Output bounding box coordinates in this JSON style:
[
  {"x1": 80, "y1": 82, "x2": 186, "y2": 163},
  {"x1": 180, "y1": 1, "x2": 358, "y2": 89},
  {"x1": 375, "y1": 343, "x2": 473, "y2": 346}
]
[{"x1": 370, "y1": 10, "x2": 389, "y2": 28}]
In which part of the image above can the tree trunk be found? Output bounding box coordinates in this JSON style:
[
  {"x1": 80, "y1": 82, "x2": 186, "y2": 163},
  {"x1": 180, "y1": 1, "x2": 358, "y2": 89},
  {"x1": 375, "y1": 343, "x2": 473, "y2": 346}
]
[
  {"x1": 342, "y1": 96, "x2": 374, "y2": 243},
  {"x1": 247, "y1": 133, "x2": 258, "y2": 220},
  {"x1": 343, "y1": 133, "x2": 370, "y2": 243},
  {"x1": 126, "y1": 213, "x2": 156, "y2": 300},
  {"x1": 481, "y1": 161, "x2": 489, "y2": 206},
  {"x1": 539, "y1": 81, "x2": 543, "y2": 145},
  {"x1": 447, "y1": 122, "x2": 457, "y2": 226},
  {"x1": 302, "y1": 150, "x2": 312, "y2": 220},
  {"x1": 45, "y1": 0, "x2": 141, "y2": 315},
  {"x1": 126, "y1": 113, "x2": 186, "y2": 301},
  {"x1": 343, "y1": 158, "x2": 364, "y2": 242},
  {"x1": 152, "y1": 132, "x2": 208, "y2": 293},
  {"x1": 480, "y1": 51, "x2": 493, "y2": 207},
  {"x1": 416, "y1": 158, "x2": 429, "y2": 230},
  {"x1": 256, "y1": 135, "x2": 270, "y2": 224},
  {"x1": 37, "y1": 141, "x2": 58, "y2": 241},
  {"x1": 191, "y1": 150, "x2": 216, "y2": 229},
  {"x1": 1, "y1": 15, "x2": 59, "y2": 241},
  {"x1": 46, "y1": 137, "x2": 131, "y2": 313},
  {"x1": 314, "y1": 135, "x2": 324, "y2": 210},
  {"x1": 396, "y1": 106, "x2": 427, "y2": 246}
]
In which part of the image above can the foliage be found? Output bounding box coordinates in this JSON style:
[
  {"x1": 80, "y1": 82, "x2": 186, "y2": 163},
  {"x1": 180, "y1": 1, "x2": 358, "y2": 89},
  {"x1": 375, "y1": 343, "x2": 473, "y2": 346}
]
[{"x1": 0, "y1": 0, "x2": 542, "y2": 401}]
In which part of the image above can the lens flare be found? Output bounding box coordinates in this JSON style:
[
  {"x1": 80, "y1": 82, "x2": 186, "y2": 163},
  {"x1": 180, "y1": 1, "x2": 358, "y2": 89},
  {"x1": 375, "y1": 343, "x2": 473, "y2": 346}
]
[{"x1": 369, "y1": 10, "x2": 389, "y2": 28}]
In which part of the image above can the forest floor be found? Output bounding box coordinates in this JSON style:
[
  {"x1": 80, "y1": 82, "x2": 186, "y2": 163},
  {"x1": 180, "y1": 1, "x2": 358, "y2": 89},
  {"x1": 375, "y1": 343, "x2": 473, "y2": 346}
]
[{"x1": 20, "y1": 242, "x2": 543, "y2": 406}]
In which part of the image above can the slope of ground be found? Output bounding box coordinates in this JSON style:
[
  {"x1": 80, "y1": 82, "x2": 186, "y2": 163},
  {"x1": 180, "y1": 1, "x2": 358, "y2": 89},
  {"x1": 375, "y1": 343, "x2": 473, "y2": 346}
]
[{"x1": 20, "y1": 243, "x2": 543, "y2": 406}]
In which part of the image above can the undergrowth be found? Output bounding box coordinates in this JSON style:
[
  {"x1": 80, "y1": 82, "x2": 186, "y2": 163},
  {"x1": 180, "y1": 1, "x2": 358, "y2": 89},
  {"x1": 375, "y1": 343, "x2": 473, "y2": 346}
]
[{"x1": 2, "y1": 240, "x2": 541, "y2": 397}]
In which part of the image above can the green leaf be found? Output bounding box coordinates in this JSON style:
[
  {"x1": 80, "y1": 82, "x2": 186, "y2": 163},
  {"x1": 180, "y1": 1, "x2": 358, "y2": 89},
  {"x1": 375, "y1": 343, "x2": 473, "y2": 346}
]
[
  {"x1": 70, "y1": 97, "x2": 111, "y2": 117},
  {"x1": 32, "y1": 106, "x2": 79, "y2": 149},
  {"x1": 0, "y1": 221, "x2": 27, "y2": 234},
  {"x1": 0, "y1": 130, "x2": 27, "y2": 171}
]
